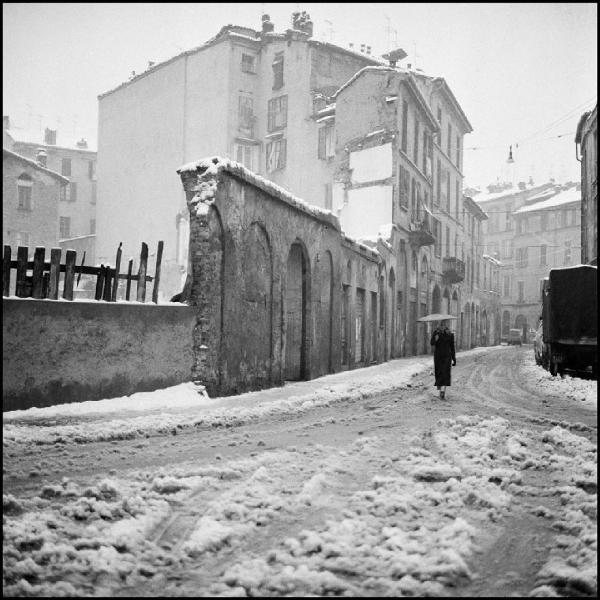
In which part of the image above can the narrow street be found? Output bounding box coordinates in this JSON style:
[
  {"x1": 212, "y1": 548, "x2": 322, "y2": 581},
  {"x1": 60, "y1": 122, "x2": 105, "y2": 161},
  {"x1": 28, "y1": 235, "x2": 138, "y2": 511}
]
[{"x1": 3, "y1": 345, "x2": 597, "y2": 597}]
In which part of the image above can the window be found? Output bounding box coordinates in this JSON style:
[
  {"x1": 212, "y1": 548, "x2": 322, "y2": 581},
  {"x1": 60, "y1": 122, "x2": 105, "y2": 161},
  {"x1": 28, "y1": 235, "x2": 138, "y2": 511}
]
[
  {"x1": 91, "y1": 181, "x2": 97, "y2": 204},
  {"x1": 241, "y1": 53, "x2": 256, "y2": 73},
  {"x1": 324, "y1": 183, "x2": 332, "y2": 210},
  {"x1": 422, "y1": 130, "x2": 428, "y2": 174},
  {"x1": 60, "y1": 185, "x2": 67, "y2": 202},
  {"x1": 445, "y1": 225, "x2": 450, "y2": 257},
  {"x1": 17, "y1": 174, "x2": 33, "y2": 210},
  {"x1": 517, "y1": 281, "x2": 524, "y2": 303},
  {"x1": 541, "y1": 212, "x2": 548, "y2": 231},
  {"x1": 516, "y1": 246, "x2": 528, "y2": 268},
  {"x1": 401, "y1": 101, "x2": 408, "y2": 153},
  {"x1": 435, "y1": 158, "x2": 441, "y2": 205},
  {"x1": 505, "y1": 204, "x2": 512, "y2": 230},
  {"x1": 399, "y1": 166, "x2": 409, "y2": 208},
  {"x1": 59, "y1": 216, "x2": 71, "y2": 239},
  {"x1": 235, "y1": 143, "x2": 255, "y2": 171},
  {"x1": 447, "y1": 123, "x2": 452, "y2": 157},
  {"x1": 503, "y1": 239, "x2": 513, "y2": 259},
  {"x1": 272, "y1": 51, "x2": 284, "y2": 89},
  {"x1": 90, "y1": 219, "x2": 96, "y2": 234},
  {"x1": 455, "y1": 180, "x2": 460, "y2": 219},
  {"x1": 88, "y1": 160, "x2": 96, "y2": 180},
  {"x1": 318, "y1": 125, "x2": 334, "y2": 159},
  {"x1": 238, "y1": 94, "x2": 255, "y2": 136},
  {"x1": 517, "y1": 216, "x2": 527, "y2": 234},
  {"x1": 15, "y1": 231, "x2": 30, "y2": 247},
  {"x1": 433, "y1": 218, "x2": 441, "y2": 257},
  {"x1": 267, "y1": 95, "x2": 287, "y2": 132},
  {"x1": 564, "y1": 240, "x2": 571, "y2": 265},
  {"x1": 446, "y1": 174, "x2": 451, "y2": 212},
  {"x1": 503, "y1": 275, "x2": 510, "y2": 297},
  {"x1": 69, "y1": 181, "x2": 77, "y2": 202},
  {"x1": 560, "y1": 210, "x2": 567, "y2": 228},
  {"x1": 266, "y1": 138, "x2": 286, "y2": 171},
  {"x1": 61, "y1": 158, "x2": 71, "y2": 177},
  {"x1": 411, "y1": 178, "x2": 416, "y2": 220},
  {"x1": 540, "y1": 244, "x2": 547, "y2": 265},
  {"x1": 570, "y1": 209, "x2": 577, "y2": 226},
  {"x1": 413, "y1": 119, "x2": 419, "y2": 164},
  {"x1": 456, "y1": 135, "x2": 461, "y2": 169},
  {"x1": 436, "y1": 107, "x2": 442, "y2": 143}
]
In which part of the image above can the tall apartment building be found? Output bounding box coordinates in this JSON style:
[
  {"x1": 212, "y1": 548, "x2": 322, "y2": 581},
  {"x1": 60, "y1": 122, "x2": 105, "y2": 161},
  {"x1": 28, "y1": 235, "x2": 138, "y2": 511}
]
[
  {"x1": 96, "y1": 12, "x2": 378, "y2": 296},
  {"x1": 3, "y1": 117, "x2": 97, "y2": 263},
  {"x1": 330, "y1": 62, "x2": 499, "y2": 354},
  {"x1": 474, "y1": 181, "x2": 581, "y2": 340},
  {"x1": 575, "y1": 104, "x2": 597, "y2": 265}
]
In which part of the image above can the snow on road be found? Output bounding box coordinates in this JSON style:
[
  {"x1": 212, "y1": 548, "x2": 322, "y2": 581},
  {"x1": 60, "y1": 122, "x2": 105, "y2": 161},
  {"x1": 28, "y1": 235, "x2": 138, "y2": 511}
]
[{"x1": 3, "y1": 346, "x2": 597, "y2": 597}]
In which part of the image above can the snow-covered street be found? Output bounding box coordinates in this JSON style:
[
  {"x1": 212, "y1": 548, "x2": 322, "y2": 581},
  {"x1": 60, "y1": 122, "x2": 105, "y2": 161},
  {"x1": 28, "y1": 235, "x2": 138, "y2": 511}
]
[{"x1": 3, "y1": 345, "x2": 597, "y2": 597}]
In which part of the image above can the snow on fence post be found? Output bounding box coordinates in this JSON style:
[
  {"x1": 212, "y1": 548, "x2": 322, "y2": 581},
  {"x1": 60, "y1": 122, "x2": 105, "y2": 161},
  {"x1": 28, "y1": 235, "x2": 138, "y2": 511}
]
[
  {"x1": 125, "y1": 259, "x2": 133, "y2": 300},
  {"x1": 152, "y1": 240, "x2": 164, "y2": 303},
  {"x1": 49, "y1": 248, "x2": 61, "y2": 299},
  {"x1": 15, "y1": 246, "x2": 28, "y2": 298},
  {"x1": 3, "y1": 245, "x2": 11, "y2": 296},
  {"x1": 32, "y1": 247, "x2": 45, "y2": 299},
  {"x1": 136, "y1": 242, "x2": 148, "y2": 302},
  {"x1": 62, "y1": 250, "x2": 76, "y2": 300}
]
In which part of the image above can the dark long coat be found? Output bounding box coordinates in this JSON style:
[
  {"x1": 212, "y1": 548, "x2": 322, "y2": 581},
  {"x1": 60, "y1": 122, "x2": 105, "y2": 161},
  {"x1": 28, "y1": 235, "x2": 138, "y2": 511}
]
[{"x1": 431, "y1": 328, "x2": 456, "y2": 386}]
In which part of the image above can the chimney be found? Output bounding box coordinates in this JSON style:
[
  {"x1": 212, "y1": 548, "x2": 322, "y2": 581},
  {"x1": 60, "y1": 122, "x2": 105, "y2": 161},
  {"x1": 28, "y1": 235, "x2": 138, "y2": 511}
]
[
  {"x1": 407, "y1": 63, "x2": 412, "y2": 70},
  {"x1": 148, "y1": 61, "x2": 155, "y2": 69},
  {"x1": 36, "y1": 148, "x2": 47, "y2": 168},
  {"x1": 261, "y1": 14, "x2": 274, "y2": 34},
  {"x1": 44, "y1": 128, "x2": 56, "y2": 145},
  {"x1": 291, "y1": 11, "x2": 313, "y2": 37},
  {"x1": 366, "y1": 46, "x2": 371, "y2": 55},
  {"x1": 518, "y1": 181, "x2": 526, "y2": 190},
  {"x1": 76, "y1": 138, "x2": 88, "y2": 149},
  {"x1": 349, "y1": 42, "x2": 354, "y2": 49},
  {"x1": 360, "y1": 44, "x2": 366, "y2": 53},
  {"x1": 3, "y1": 115, "x2": 9, "y2": 131}
]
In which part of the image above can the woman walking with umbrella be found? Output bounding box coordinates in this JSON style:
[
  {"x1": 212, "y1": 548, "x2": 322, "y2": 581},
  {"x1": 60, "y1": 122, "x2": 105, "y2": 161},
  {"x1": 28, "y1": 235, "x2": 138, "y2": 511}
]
[{"x1": 430, "y1": 319, "x2": 456, "y2": 399}]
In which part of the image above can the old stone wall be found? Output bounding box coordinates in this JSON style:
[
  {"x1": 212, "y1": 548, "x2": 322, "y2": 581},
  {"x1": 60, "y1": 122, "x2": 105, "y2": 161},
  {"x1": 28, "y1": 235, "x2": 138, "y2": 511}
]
[{"x1": 3, "y1": 299, "x2": 195, "y2": 411}]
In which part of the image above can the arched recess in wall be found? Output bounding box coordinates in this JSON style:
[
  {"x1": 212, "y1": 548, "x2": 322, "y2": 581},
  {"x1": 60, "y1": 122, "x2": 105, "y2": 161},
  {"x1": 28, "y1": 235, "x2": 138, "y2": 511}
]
[
  {"x1": 315, "y1": 250, "x2": 334, "y2": 375},
  {"x1": 464, "y1": 302, "x2": 471, "y2": 350},
  {"x1": 432, "y1": 285, "x2": 441, "y2": 314},
  {"x1": 442, "y1": 287, "x2": 451, "y2": 316},
  {"x1": 241, "y1": 221, "x2": 273, "y2": 383},
  {"x1": 285, "y1": 240, "x2": 311, "y2": 381},
  {"x1": 515, "y1": 314, "x2": 528, "y2": 342},
  {"x1": 482, "y1": 309, "x2": 488, "y2": 345},
  {"x1": 502, "y1": 310, "x2": 511, "y2": 339},
  {"x1": 397, "y1": 248, "x2": 407, "y2": 357},
  {"x1": 388, "y1": 268, "x2": 396, "y2": 358}
]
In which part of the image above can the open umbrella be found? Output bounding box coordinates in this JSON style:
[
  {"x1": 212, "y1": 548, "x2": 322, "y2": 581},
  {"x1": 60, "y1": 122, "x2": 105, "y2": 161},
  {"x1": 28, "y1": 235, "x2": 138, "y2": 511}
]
[{"x1": 416, "y1": 313, "x2": 458, "y2": 322}]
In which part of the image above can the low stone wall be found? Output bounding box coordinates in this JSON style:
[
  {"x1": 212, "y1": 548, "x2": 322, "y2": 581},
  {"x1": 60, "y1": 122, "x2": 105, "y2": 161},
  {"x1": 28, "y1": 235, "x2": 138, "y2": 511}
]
[{"x1": 2, "y1": 298, "x2": 195, "y2": 411}]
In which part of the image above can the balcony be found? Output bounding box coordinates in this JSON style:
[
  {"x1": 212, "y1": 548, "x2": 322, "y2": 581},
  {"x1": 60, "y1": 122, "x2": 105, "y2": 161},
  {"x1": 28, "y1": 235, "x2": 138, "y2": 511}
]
[
  {"x1": 408, "y1": 215, "x2": 435, "y2": 247},
  {"x1": 442, "y1": 256, "x2": 466, "y2": 283}
]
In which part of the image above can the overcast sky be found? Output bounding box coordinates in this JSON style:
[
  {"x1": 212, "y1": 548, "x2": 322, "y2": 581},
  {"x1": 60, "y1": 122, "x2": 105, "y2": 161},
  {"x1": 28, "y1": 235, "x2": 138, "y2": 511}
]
[{"x1": 3, "y1": 2, "x2": 597, "y2": 188}]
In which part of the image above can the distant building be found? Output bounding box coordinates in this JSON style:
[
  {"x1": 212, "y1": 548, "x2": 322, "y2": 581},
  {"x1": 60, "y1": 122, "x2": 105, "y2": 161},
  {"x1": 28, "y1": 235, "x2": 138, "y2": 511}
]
[
  {"x1": 575, "y1": 105, "x2": 597, "y2": 266},
  {"x1": 3, "y1": 117, "x2": 97, "y2": 264},
  {"x1": 96, "y1": 12, "x2": 380, "y2": 296},
  {"x1": 474, "y1": 181, "x2": 582, "y2": 340},
  {"x1": 3, "y1": 147, "x2": 69, "y2": 258}
]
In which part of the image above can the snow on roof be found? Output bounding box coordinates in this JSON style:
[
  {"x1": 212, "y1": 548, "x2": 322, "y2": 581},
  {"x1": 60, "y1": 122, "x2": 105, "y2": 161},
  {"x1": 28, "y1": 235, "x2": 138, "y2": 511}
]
[
  {"x1": 332, "y1": 66, "x2": 397, "y2": 99},
  {"x1": 7, "y1": 127, "x2": 97, "y2": 153},
  {"x1": 3, "y1": 148, "x2": 69, "y2": 184},
  {"x1": 177, "y1": 157, "x2": 341, "y2": 231},
  {"x1": 514, "y1": 187, "x2": 581, "y2": 214}
]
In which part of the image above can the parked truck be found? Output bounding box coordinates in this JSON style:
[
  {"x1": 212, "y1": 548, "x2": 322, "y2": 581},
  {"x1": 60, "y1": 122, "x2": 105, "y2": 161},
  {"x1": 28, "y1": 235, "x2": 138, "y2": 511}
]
[{"x1": 540, "y1": 264, "x2": 597, "y2": 377}]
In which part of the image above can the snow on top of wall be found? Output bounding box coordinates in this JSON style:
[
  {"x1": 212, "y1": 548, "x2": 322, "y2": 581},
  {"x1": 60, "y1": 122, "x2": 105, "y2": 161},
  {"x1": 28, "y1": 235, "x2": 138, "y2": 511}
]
[
  {"x1": 514, "y1": 187, "x2": 581, "y2": 214},
  {"x1": 177, "y1": 156, "x2": 341, "y2": 231},
  {"x1": 332, "y1": 66, "x2": 397, "y2": 99}
]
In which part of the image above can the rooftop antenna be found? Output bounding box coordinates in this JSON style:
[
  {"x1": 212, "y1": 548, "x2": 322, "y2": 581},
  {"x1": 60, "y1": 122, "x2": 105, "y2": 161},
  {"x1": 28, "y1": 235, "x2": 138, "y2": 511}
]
[{"x1": 384, "y1": 14, "x2": 398, "y2": 53}]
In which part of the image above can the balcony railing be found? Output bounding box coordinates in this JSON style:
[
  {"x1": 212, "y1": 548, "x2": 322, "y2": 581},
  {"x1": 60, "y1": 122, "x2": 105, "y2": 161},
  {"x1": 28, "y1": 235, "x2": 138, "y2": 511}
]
[
  {"x1": 442, "y1": 256, "x2": 466, "y2": 283},
  {"x1": 408, "y1": 214, "x2": 435, "y2": 247}
]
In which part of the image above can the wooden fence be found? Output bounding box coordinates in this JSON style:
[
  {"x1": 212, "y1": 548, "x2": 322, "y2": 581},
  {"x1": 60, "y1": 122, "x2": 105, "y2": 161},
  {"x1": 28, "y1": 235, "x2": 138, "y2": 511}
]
[{"x1": 2, "y1": 241, "x2": 164, "y2": 303}]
